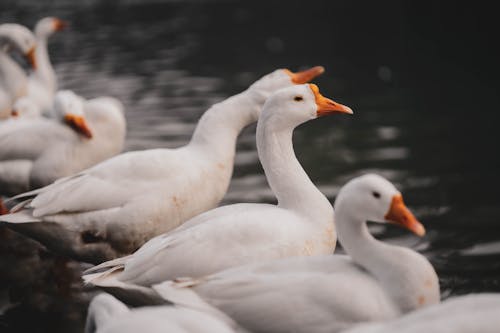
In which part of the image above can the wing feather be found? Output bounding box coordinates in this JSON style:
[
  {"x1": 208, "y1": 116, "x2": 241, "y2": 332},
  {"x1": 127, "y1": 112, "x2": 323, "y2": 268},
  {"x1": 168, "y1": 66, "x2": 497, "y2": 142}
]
[{"x1": 16, "y1": 150, "x2": 172, "y2": 217}]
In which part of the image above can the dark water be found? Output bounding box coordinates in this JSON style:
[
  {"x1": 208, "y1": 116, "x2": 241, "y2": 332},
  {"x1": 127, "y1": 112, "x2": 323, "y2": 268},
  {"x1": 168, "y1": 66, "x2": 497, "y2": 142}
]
[{"x1": 1, "y1": 1, "x2": 499, "y2": 332}]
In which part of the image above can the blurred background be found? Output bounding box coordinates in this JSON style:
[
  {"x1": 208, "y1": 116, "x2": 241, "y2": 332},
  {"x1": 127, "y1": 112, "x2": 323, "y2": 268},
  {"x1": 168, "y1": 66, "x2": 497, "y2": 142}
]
[{"x1": 1, "y1": 0, "x2": 499, "y2": 332}]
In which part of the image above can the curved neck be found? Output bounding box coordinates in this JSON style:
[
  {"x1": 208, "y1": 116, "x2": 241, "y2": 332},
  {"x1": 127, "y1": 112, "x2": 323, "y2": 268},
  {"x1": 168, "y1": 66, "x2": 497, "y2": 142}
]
[
  {"x1": 335, "y1": 204, "x2": 439, "y2": 312},
  {"x1": 188, "y1": 90, "x2": 259, "y2": 158},
  {"x1": 257, "y1": 121, "x2": 332, "y2": 218},
  {"x1": 0, "y1": 50, "x2": 28, "y2": 98},
  {"x1": 32, "y1": 37, "x2": 56, "y2": 91},
  {"x1": 336, "y1": 208, "x2": 395, "y2": 274}
]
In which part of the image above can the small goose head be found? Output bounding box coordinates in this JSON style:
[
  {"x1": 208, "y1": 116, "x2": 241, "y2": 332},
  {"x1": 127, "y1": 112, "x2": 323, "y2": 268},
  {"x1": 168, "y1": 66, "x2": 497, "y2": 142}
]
[
  {"x1": 260, "y1": 83, "x2": 352, "y2": 130},
  {"x1": 249, "y1": 66, "x2": 325, "y2": 97},
  {"x1": 54, "y1": 90, "x2": 93, "y2": 139},
  {"x1": 335, "y1": 174, "x2": 425, "y2": 237},
  {"x1": 34, "y1": 17, "x2": 68, "y2": 38}
]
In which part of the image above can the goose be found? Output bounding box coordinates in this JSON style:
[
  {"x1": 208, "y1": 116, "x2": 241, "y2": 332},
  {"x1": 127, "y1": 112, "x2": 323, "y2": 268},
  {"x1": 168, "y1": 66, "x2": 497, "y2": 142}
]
[
  {"x1": 0, "y1": 23, "x2": 37, "y2": 119},
  {"x1": 0, "y1": 66, "x2": 324, "y2": 264},
  {"x1": 83, "y1": 83, "x2": 352, "y2": 288},
  {"x1": 26, "y1": 17, "x2": 67, "y2": 116},
  {"x1": 85, "y1": 292, "x2": 245, "y2": 333},
  {"x1": 343, "y1": 293, "x2": 500, "y2": 333},
  {"x1": 123, "y1": 174, "x2": 439, "y2": 333},
  {"x1": 0, "y1": 90, "x2": 125, "y2": 197}
]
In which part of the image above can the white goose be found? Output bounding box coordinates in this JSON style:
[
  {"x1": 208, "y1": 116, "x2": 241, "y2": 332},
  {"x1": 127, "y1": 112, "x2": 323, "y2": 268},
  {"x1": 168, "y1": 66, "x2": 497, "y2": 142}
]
[
  {"x1": 0, "y1": 67, "x2": 324, "y2": 263},
  {"x1": 0, "y1": 90, "x2": 125, "y2": 196},
  {"x1": 0, "y1": 23, "x2": 36, "y2": 119},
  {"x1": 83, "y1": 83, "x2": 352, "y2": 287},
  {"x1": 344, "y1": 293, "x2": 500, "y2": 333},
  {"x1": 26, "y1": 17, "x2": 67, "y2": 116},
  {"x1": 85, "y1": 292, "x2": 244, "y2": 333},
  {"x1": 135, "y1": 175, "x2": 440, "y2": 333}
]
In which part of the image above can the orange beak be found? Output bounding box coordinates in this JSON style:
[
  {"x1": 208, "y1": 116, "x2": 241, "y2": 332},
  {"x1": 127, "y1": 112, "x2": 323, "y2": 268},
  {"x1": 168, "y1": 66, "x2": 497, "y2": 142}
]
[
  {"x1": 65, "y1": 114, "x2": 93, "y2": 138},
  {"x1": 309, "y1": 84, "x2": 353, "y2": 116},
  {"x1": 385, "y1": 194, "x2": 426, "y2": 237},
  {"x1": 53, "y1": 18, "x2": 68, "y2": 31},
  {"x1": 26, "y1": 47, "x2": 37, "y2": 69},
  {"x1": 284, "y1": 66, "x2": 325, "y2": 84}
]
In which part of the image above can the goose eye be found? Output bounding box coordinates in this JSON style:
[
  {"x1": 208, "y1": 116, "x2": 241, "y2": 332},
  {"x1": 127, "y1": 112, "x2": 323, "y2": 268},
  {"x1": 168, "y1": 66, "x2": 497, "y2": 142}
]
[
  {"x1": 294, "y1": 96, "x2": 303, "y2": 102},
  {"x1": 372, "y1": 191, "x2": 381, "y2": 199}
]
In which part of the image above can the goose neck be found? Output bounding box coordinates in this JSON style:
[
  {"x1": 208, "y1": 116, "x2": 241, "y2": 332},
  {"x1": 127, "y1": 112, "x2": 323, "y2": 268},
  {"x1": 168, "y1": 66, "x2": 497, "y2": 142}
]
[
  {"x1": 0, "y1": 51, "x2": 27, "y2": 97},
  {"x1": 0, "y1": 51, "x2": 15, "y2": 77},
  {"x1": 32, "y1": 37, "x2": 56, "y2": 91},
  {"x1": 188, "y1": 90, "x2": 259, "y2": 157},
  {"x1": 336, "y1": 207, "x2": 392, "y2": 273},
  {"x1": 0, "y1": 50, "x2": 8, "y2": 76},
  {"x1": 257, "y1": 121, "x2": 332, "y2": 219},
  {"x1": 335, "y1": 204, "x2": 439, "y2": 312}
]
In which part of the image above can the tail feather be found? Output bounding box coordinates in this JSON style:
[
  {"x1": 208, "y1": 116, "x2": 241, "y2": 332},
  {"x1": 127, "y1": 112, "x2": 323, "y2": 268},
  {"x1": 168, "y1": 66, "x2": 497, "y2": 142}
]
[
  {"x1": 10, "y1": 199, "x2": 33, "y2": 213},
  {"x1": 84, "y1": 268, "x2": 164, "y2": 306},
  {"x1": 83, "y1": 265, "x2": 125, "y2": 285},
  {"x1": 6, "y1": 173, "x2": 81, "y2": 205},
  {"x1": 6, "y1": 187, "x2": 43, "y2": 204},
  {"x1": 0, "y1": 210, "x2": 41, "y2": 223},
  {"x1": 83, "y1": 255, "x2": 131, "y2": 275}
]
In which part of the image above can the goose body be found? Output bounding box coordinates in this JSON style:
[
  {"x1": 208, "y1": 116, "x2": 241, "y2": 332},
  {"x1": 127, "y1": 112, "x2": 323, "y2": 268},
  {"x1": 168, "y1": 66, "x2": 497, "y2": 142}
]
[
  {"x1": 344, "y1": 293, "x2": 500, "y2": 333},
  {"x1": 83, "y1": 83, "x2": 352, "y2": 287},
  {"x1": 134, "y1": 175, "x2": 439, "y2": 333},
  {"x1": 0, "y1": 23, "x2": 36, "y2": 119},
  {"x1": 0, "y1": 90, "x2": 125, "y2": 196},
  {"x1": 85, "y1": 292, "x2": 244, "y2": 333},
  {"x1": 0, "y1": 67, "x2": 324, "y2": 263}
]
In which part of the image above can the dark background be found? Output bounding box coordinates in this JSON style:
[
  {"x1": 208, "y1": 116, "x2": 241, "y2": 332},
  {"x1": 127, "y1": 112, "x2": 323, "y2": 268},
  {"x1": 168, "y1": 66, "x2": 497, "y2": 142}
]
[{"x1": 1, "y1": 1, "x2": 499, "y2": 332}]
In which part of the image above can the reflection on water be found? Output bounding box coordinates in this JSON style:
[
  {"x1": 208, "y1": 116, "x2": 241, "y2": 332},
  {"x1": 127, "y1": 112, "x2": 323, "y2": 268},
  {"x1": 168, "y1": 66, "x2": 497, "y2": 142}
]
[{"x1": 1, "y1": 1, "x2": 499, "y2": 332}]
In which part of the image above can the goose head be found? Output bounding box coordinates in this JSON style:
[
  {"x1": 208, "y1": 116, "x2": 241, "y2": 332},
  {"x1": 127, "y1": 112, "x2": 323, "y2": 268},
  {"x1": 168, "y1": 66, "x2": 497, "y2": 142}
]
[
  {"x1": 0, "y1": 23, "x2": 37, "y2": 69},
  {"x1": 54, "y1": 90, "x2": 93, "y2": 139},
  {"x1": 34, "y1": 17, "x2": 67, "y2": 38},
  {"x1": 260, "y1": 83, "x2": 353, "y2": 130},
  {"x1": 334, "y1": 174, "x2": 425, "y2": 236},
  {"x1": 248, "y1": 66, "x2": 325, "y2": 102},
  {"x1": 11, "y1": 97, "x2": 41, "y2": 119}
]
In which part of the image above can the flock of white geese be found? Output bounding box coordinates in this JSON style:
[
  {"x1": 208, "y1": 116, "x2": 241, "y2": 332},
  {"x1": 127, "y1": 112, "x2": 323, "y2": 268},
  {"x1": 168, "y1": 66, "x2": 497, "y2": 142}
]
[{"x1": 0, "y1": 17, "x2": 499, "y2": 333}]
